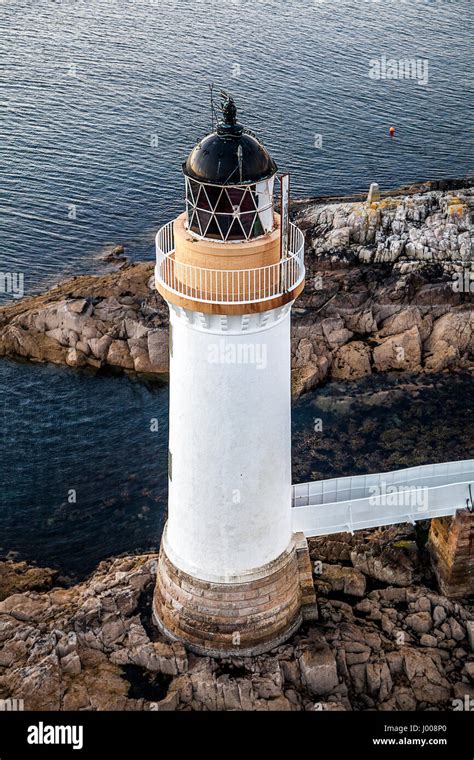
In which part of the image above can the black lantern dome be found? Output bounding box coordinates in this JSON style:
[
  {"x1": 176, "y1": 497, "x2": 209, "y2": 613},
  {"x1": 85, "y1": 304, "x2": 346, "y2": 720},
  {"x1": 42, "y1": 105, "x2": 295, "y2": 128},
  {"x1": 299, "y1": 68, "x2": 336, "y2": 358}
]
[
  {"x1": 183, "y1": 95, "x2": 277, "y2": 186},
  {"x1": 183, "y1": 94, "x2": 278, "y2": 241}
]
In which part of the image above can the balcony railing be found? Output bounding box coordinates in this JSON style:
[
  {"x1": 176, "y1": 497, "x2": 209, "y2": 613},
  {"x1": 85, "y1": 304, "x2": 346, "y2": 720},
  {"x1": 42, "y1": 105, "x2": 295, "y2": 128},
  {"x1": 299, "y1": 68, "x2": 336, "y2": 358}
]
[{"x1": 155, "y1": 221, "x2": 305, "y2": 305}]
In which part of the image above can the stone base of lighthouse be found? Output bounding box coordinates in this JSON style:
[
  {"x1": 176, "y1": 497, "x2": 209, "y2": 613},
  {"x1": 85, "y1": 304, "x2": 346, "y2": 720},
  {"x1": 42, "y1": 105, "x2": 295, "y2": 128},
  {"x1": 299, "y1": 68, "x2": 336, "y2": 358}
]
[{"x1": 153, "y1": 530, "x2": 317, "y2": 657}]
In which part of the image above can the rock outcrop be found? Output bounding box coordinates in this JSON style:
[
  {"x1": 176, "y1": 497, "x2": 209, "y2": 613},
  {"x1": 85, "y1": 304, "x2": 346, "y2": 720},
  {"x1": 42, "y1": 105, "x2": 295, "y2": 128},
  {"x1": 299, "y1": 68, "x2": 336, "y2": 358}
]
[
  {"x1": 0, "y1": 522, "x2": 472, "y2": 712},
  {"x1": 295, "y1": 182, "x2": 474, "y2": 271},
  {"x1": 0, "y1": 561, "x2": 57, "y2": 602},
  {"x1": 0, "y1": 183, "x2": 472, "y2": 395},
  {"x1": 290, "y1": 183, "x2": 473, "y2": 394},
  {"x1": 0, "y1": 263, "x2": 169, "y2": 378}
]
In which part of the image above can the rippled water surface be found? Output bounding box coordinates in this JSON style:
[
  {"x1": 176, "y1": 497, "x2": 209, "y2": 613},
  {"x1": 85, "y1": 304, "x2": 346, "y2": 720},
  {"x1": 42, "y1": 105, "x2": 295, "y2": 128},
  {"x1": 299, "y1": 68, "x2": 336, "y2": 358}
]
[
  {"x1": 1, "y1": 360, "x2": 169, "y2": 575},
  {"x1": 1, "y1": 0, "x2": 472, "y2": 291},
  {"x1": 1, "y1": 361, "x2": 472, "y2": 577},
  {"x1": 0, "y1": 1, "x2": 472, "y2": 575}
]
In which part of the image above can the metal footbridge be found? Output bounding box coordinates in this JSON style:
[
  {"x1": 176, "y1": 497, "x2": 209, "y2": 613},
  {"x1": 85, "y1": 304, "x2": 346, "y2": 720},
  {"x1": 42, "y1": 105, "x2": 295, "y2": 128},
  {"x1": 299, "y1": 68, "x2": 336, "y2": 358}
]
[{"x1": 292, "y1": 459, "x2": 474, "y2": 537}]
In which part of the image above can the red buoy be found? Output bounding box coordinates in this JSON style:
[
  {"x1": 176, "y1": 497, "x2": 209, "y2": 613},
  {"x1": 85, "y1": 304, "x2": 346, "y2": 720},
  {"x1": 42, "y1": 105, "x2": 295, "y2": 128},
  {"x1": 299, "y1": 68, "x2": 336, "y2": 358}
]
[{"x1": 389, "y1": 126, "x2": 395, "y2": 136}]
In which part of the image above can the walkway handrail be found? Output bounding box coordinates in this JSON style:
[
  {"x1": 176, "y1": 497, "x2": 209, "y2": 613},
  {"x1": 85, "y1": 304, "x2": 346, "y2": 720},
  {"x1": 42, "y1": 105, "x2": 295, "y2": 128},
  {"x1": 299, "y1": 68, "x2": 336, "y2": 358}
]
[
  {"x1": 292, "y1": 479, "x2": 473, "y2": 537},
  {"x1": 291, "y1": 459, "x2": 474, "y2": 537},
  {"x1": 292, "y1": 459, "x2": 474, "y2": 508}
]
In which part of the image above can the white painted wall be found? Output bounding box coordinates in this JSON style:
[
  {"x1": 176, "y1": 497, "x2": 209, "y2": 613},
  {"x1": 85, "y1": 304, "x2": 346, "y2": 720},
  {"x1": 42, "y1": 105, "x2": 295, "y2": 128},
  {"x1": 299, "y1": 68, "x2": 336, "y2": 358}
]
[{"x1": 165, "y1": 303, "x2": 293, "y2": 581}]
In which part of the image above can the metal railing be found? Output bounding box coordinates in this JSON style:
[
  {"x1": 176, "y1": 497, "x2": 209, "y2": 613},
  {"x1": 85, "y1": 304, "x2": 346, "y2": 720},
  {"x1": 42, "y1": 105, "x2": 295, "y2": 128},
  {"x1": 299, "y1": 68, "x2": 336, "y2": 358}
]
[
  {"x1": 184, "y1": 175, "x2": 275, "y2": 241},
  {"x1": 291, "y1": 459, "x2": 474, "y2": 537},
  {"x1": 292, "y1": 460, "x2": 474, "y2": 508},
  {"x1": 155, "y1": 220, "x2": 305, "y2": 305}
]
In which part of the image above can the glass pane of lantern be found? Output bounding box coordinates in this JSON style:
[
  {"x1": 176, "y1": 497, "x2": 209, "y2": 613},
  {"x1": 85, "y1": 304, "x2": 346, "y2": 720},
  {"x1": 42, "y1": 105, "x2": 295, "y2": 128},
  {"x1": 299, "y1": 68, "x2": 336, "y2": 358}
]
[
  {"x1": 216, "y1": 188, "x2": 234, "y2": 214},
  {"x1": 187, "y1": 209, "x2": 196, "y2": 230},
  {"x1": 199, "y1": 185, "x2": 215, "y2": 211},
  {"x1": 227, "y1": 217, "x2": 246, "y2": 241},
  {"x1": 250, "y1": 213, "x2": 264, "y2": 238},
  {"x1": 206, "y1": 216, "x2": 223, "y2": 240},
  {"x1": 204, "y1": 184, "x2": 222, "y2": 209},
  {"x1": 217, "y1": 213, "x2": 232, "y2": 239},
  {"x1": 240, "y1": 211, "x2": 257, "y2": 237},
  {"x1": 226, "y1": 186, "x2": 246, "y2": 210},
  {"x1": 197, "y1": 209, "x2": 213, "y2": 236},
  {"x1": 188, "y1": 179, "x2": 201, "y2": 205},
  {"x1": 239, "y1": 187, "x2": 258, "y2": 212}
]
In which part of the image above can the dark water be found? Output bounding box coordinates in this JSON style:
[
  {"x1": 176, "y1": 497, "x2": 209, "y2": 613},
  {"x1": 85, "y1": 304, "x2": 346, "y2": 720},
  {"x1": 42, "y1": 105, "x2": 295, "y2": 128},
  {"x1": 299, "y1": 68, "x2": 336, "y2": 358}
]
[
  {"x1": 1, "y1": 358, "x2": 472, "y2": 578},
  {"x1": 0, "y1": 1, "x2": 472, "y2": 575},
  {"x1": 1, "y1": 0, "x2": 473, "y2": 294},
  {"x1": 0, "y1": 360, "x2": 169, "y2": 576},
  {"x1": 292, "y1": 371, "x2": 474, "y2": 485}
]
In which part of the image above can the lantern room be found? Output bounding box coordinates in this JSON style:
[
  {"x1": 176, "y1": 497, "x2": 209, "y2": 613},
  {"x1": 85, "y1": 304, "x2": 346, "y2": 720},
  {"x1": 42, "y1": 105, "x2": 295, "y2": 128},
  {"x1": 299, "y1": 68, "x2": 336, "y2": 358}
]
[
  {"x1": 182, "y1": 93, "x2": 278, "y2": 241},
  {"x1": 154, "y1": 93, "x2": 305, "y2": 313}
]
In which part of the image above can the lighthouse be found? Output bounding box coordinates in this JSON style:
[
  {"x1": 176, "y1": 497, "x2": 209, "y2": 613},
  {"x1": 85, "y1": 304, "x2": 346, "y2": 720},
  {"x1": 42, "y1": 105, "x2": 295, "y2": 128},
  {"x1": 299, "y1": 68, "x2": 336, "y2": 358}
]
[{"x1": 153, "y1": 94, "x2": 317, "y2": 656}]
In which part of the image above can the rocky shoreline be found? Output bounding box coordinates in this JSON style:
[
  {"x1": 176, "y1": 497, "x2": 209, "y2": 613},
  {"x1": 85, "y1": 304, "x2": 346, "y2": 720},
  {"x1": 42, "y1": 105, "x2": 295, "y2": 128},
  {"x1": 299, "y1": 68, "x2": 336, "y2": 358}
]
[
  {"x1": 0, "y1": 180, "x2": 472, "y2": 395},
  {"x1": 0, "y1": 523, "x2": 472, "y2": 712},
  {"x1": 1, "y1": 179, "x2": 472, "y2": 711}
]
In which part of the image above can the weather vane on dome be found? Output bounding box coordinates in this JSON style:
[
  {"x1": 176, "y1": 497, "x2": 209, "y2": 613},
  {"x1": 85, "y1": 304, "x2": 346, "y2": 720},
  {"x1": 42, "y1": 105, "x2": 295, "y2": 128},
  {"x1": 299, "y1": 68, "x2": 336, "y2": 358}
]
[
  {"x1": 217, "y1": 91, "x2": 243, "y2": 137},
  {"x1": 220, "y1": 91, "x2": 237, "y2": 125}
]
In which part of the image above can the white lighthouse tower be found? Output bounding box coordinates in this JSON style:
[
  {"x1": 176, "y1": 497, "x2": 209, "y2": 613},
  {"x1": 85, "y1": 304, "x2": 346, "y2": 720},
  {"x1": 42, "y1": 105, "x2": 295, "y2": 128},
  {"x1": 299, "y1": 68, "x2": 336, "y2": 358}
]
[{"x1": 153, "y1": 94, "x2": 316, "y2": 656}]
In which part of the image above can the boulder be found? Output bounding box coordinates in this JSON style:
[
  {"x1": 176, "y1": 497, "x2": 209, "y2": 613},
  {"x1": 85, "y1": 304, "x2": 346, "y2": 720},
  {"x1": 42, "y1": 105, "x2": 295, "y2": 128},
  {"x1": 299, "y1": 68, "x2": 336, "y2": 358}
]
[
  {"x1": 373, "y1": 326, "x2": 422, "y2": 371},
  {"x1": 75, "y1": 340, "x2": 90, "y2": 355},
  {"x1": 107, "y1": 340, "x2": 134, "y2": 370},
  {"x1": 405, "y1": 612, "x2": 433, "y2": 634},
  {"x1": 0, "y1": 324, "x2": 66, "y2": 364},
  {"x1": 330, "y1": 341, "x2": 372, "y2": 380},
  {"x1": 89, "y1": 335, "x2": 112, "y2": 360},
  {"x1": 45, "y1": 327, "x2": 78, "y2": 347},
  {"x1": 350, "y1": 544, "x2": 418, "y2": 587},
  {"x1": 449, "y1": 618, "x2": 466, "y2": 642},
  {"x1": 326, "y1": 226, "x2": 351, "y2": 249},
  {"x1": 379, "y1": 307, "x2": 423, "y2": 337},
  {"x1": 57, "y1": 302, "x2": 92, "y2": 333},
  {"x1": 321, "y1": 317, "x2": 353, "y2": 348},
  {"x1": 464, "y1": 662, "x2": 474, "y2": 682},
  {"x1": 366, "y1": 662, "x2": 392, "y2": 702},
  {"x1": 433, "y1": 606, "x2": 447, "y2": 626},
  {"x1": 66, "y1": 348, "x2": 88, "y2": 368},
  {"x1": 0, "y1": 561, "x2": 57, "y2": 601},
  {"x1": 292, "y1": 354, "x2": 330, "y2": 396},
  {"x1": 424, "y1": 312, "x2": 472, "y2": 355},
  {"x1": 125, "y1": 318, "x2": 149, "y2": 340},
  {"x1": 466, "y1": 621, "x2": 474, "y2": 652},
  {"x1": 67, "y1": 299, "x2": 91, "y2": 315},
  {"x1": 60, "y1": 652, "x2": 82, "y2": 676},
  {"x1": 402, "y1": 649, "x2": 451, "y2": 704},
  {"x1": 147, "y1": 330, "x2": 169, "y2": 371},
  {"x1": 299, "y1": 644, "x2": 339, "y2": 697},
  {"x1": 424, "y1": 343, "x2": 459, "y2": 372},
  {"x1": 320, "y1": 564, "x2": 366, "y2": 597},
  {"x1": 423, "y1": 312, "x2": 472, "y2": 371},
  {"x1": 414, "y1": 596, "x2": 431, "y2": 612},
  {"x1": 343, "y1": 310, "x2": 378, "y2": 334},
  {"x1": 420, "y1": 634, "x2": 438, "y2": 648},
  {"x1": 392, "y1": 685, "x2": 417, "y2": 711}
]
